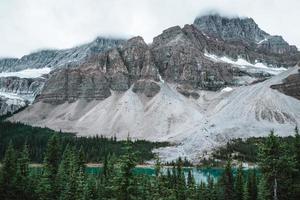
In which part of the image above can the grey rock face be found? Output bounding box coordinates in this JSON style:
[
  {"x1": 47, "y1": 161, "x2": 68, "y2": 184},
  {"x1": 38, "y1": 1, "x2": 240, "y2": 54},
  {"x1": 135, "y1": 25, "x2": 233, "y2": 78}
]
[
  {"x1": 0, "y1": 58, "x2": 18, "y2": 72},
  {"x1": 194, "y1": 14, "x2": 299, "y2": 56},
  {"x1": 0, "y1": 37, "x2": 125, "y2": 72},
  {"x1": 38, "y1": 37, "x2": 161, "y2": 103},
  {"x1": 193, "y1": 14, "x2": 268, "y2": 43},
  {"x1": 176, "y1": 85, "x2": 200, "y2": 99},
  {"x1": 151, "y1": 25, "x2": 234, "y2": 91},
  {"x1": 0, "y1": 97, "x2": 26, "y2": 116},
  {"x1": 39, "y1": 68, "x2": 111, "y2": 104},
  {"x1": 0, "y1": 37, "x2": 125, "y2": 114},
  {"x1": 0, "y1": 76, "x2": 45, "y2": 96},
  {"x1": 2, "y1": 14, "x2": 299, "y2": 108},
  {"x1": 271, "y1": 69, "x2": 300, "y2": 100},
  {"x1": 0, "y1": 76, "x2": 46, "y2": 115},
  {"x1": 258, "y1": 36, "x2": 298, "y2": 54},
  {"x1": 132, "y1": 80, "x2": 160, "y2": 97}
]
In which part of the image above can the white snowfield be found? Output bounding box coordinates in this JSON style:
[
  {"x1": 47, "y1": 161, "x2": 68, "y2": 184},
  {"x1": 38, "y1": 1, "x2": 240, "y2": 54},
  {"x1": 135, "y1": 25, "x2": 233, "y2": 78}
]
[
  {"x1": 10, "y1": 66, "x2": 300, "y2": 163},
  {"x1": 0, "y1": 67, "x2": 51, "y2": 78},
  {"x1": 204, "y1": 53, "x2": 287, "y2": 75}
]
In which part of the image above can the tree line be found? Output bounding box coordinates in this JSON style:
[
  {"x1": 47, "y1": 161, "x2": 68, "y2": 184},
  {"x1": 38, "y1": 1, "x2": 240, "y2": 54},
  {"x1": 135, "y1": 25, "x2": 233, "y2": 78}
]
[
  {"x1": 0, "y1": 128, "x2": 300, "y2": 199},
  {"x1": 0, "y1": 120, "x2": 169, "y2": 163}
]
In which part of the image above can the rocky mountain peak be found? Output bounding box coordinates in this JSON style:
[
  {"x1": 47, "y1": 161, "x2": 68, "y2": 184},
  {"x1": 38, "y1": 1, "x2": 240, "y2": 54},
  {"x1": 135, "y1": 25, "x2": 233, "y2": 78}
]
[
  {"x1": 193, "y1": 14, "x2": 298, "y2": 55},
  {"x1": 193, "y1": 14, "x2": 268, "y2": 43},
  {"x1": 0, "y1": 37, "x2": 125, "y2": 73}
]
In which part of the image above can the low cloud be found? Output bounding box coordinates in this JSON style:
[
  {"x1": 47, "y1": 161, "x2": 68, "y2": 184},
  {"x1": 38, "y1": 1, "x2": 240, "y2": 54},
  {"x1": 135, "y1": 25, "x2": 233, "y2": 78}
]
[{"x1": 0, "y1": 0, "x2": 299, "y2": 58}]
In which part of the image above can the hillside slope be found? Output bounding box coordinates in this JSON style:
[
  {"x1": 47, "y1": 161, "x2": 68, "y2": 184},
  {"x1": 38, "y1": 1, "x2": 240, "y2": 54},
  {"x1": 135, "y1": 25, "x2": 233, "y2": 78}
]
[{"x1": 10, "y1": 66, "x2": 300, "y2": 161}]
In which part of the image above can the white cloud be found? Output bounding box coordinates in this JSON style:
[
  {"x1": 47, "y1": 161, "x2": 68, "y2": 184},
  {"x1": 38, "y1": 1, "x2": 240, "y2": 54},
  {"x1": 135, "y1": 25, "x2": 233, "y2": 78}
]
[{"x1": 0, "y1": 0, "x2": 299, "y2": 58}]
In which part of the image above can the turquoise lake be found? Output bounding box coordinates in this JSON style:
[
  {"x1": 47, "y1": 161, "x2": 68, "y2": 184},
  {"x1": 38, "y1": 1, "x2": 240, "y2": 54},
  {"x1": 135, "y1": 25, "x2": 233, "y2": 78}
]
[
  {"x1": 32, "y1": 166, "x2": 254, "y2": 183},
  {"x1": 86, "y1": 167, "x2": 226, "y2": 183}
]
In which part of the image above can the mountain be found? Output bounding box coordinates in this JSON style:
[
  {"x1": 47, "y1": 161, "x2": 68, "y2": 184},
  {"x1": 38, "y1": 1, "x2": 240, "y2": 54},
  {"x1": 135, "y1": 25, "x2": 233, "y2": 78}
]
[
  {"x1": 0, "y1": 76, "x2": 46, "y2": 115},
  {"x1": 193, "y1": 14, "x2": 298, "y2": 54},
  {"x1": 0, "y1": 37, "x2": 124, "y2": 115},
  {"x1": 4, "y1": 14, "x2": 300, "y2": 162},
  {"x1": 0, "y1": 37, "x2": 125, "y2": 72}
]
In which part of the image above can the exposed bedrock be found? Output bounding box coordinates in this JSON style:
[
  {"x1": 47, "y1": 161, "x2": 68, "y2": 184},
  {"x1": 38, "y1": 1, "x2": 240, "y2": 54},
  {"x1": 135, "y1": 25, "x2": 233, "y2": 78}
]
[{"x1": 271, "y1": 68, "x2": 300, "y2": 100}]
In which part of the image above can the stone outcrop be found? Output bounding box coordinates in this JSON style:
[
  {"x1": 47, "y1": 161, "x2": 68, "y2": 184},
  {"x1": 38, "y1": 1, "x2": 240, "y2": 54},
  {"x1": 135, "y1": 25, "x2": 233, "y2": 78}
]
[
  {"x1": 0, "y1": 76, "x2": 45, "y2": 96},
  {"x1": 36, "y1": 16, "x2": 300, "y2": 104},
  {"x1": 257, "y1": 36, "x2": 298, "y2": 54},
  {"x1": 151, "y1": 25, "x2": 236, "y2": 91},
  {"x1": 0, "y1": 76, "x2": 46, "y2": 115},
  {"x1": 193, "y1": 14, "x2": 268, "y2": 43},
  {"x1": 37, "y1": 37, "x2": 161, "y2": 103},
  {"x1": 193, "y1": 14, "x2": 300, "y2": 66},
  {"x1": 0, "y1": 96, "x2": 26, "y2": 116},
  {"x1": 0, "y1": 37, "x2": 125, "y2": 72},
  {"x1": 271, "y1": 68, "x2": 300, "y2": 100}
]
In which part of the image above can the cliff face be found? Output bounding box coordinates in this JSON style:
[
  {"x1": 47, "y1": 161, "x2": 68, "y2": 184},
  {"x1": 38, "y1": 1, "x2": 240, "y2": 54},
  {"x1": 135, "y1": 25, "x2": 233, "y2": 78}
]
[
  {"x1": 193, "y1": 15, "x2": 269, "y2": 43},
  {"x1": 38, "y1": 37, "x2": 161, "y2": 103},
  {"x1": 34, "y1": 18, "x2": 300, "y2": 105},
  {"x1": 194, "y1": 14, "x2": 300, "y2": 62},
  {"x1": 0, "y1": 37, "x2": 124, "y2": 115},
  {"x1": 0, "y1": 37, "x2": 125, "y2": 72},
  {"x1": 0, "y1": 76, "x2": 46, "y2": 115}
]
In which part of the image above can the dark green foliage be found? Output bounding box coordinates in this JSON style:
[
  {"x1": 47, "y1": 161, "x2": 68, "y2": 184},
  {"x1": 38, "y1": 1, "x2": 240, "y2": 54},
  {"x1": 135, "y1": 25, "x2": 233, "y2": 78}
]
[
  {"x1": 247, "y1": 170, "x2": 257, "y2": 200},
  {"x1": 213, "y1": 136, "x2": 296, "y2": 163},
  {"x1": 2, "y1": 124, "x2": 300, "y2": 199},
  {"x1": 235, "y1": 163, "x2": 244, "y2": 200},
  {"x1": 257, "y1": 176, "x2": 268, "y2": 200},
  {"x1": 0, "y1": 120, "x2": 169, "y2": 163},
  {"x1": 0, "y1": 142, "x2": 17, "y2": 200},
  {"x1": 259, "y1": 131, "x2": 298, "y2": 200},
  {"x1": 293, "y1": 126, "x2": 300, "y2": 199},
  {"x1": 220, "y1": 159, "x2": 235, "y2": 200}
]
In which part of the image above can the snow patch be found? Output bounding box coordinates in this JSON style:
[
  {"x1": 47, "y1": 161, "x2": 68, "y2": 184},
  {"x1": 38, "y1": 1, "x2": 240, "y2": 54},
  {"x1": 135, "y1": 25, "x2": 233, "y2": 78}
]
[
  {"x1": 257, "y1": 38, "x2": 268, "y2": 44},
  {"x1": 158, "y1": 74, "x2": 165, "y2": 83},
  {"x1": 221, "y1": 87, "x2": 233, "y2": 92},
  {"x1": 204, "y1": 52, "x2": 287, "y2": 75},
  {"x1": 0, "y1": 67, "x2": 51, "y2": 78}
]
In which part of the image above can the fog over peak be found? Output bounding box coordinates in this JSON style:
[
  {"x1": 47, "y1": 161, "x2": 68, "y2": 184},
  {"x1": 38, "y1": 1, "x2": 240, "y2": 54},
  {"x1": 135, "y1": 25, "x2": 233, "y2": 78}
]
[{"x1": 0, "y1": 0, "x2": 299, "y2": 58}]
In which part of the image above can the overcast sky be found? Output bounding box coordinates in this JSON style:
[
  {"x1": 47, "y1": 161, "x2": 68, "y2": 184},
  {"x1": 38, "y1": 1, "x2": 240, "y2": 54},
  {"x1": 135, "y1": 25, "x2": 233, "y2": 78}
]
[{"x1": 0, "y1": 0, "x2": 299, "y2": 58}]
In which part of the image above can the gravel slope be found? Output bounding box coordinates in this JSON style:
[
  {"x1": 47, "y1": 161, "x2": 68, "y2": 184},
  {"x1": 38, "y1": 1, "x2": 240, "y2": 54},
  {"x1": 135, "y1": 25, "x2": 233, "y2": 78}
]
[{"x1": 10, "y1": 66, "x2": 300, "y2": 162}]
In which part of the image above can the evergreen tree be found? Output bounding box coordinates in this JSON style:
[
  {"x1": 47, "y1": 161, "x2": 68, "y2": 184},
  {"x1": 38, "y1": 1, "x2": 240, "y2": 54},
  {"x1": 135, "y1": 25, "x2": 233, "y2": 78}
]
[
  {"x1": 75, "y1": 168, "x2": 87, "y2": 200},
  {"x1": 77, "y1": 146, "x2": 86, "y2": 172},
  {"x1": 198, "y1": 181, "x2": 207, "y2": 200},
  {"x1": 187, "y1": 170, "x2": 197, "y2": 200},
  {"x1": 41, "y1": 134, "x2": 62, "y2": 200},
  {"x1": 44, "y1": 134, "x2": 61, "y2": 178},
  {"x1": 154, "y1": 155, "x2": 162, "y2": 177},
  {"x1": 113, "y1": 140, "x2": 137, "y2": 200},
  {"x1": 59, "y1": 147, "x2": 79, "y2": 200},
  {"x1": 175, "y1": 157, "x2": 186, "y2": 200},
  {"x1": 258, "y1": 131, "x2": 281, "y2": 200},
  {"x1": 235, "y1": 163, "x2": 244, "y2": 200},
  {"x1": 15, "y1": 143, "x2": 33, "y2": 200},
  {"x1": 257, "y1": 176, "x2": 269, "y2": 200},
  {"x1": 0, "y1": 141, "x2": 17, "y2": 200},
  {"x1": 247, "y1": 170, "x2": 257, "y2": 200},
  {"x1": 36, "y1": 170, "x2": 53, "y2": 200},
  {"x1": 207, "y1": 176, "x2": 218, "y2": 200},
  {"x1": 221, "y1": 159, "x2": 234, "y2": 200},
  {"x1": 243, "y1": 181, "x2": 249, "y2": 200},
  {"x1": 258, "y1": 131, "x2": 297, "y2": 200},
  {"x1": 293, "y1": 126, "x2": 300, "y2": 199}
]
